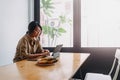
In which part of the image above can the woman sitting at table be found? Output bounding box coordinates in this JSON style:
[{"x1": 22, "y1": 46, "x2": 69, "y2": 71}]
[{"x1": 13, "y1": 21, "x2": 50, "y2": 62}]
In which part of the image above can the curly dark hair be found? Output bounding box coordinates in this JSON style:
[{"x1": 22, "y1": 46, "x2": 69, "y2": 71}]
[{"x1": 27, "y1": 21, "x2": 42, "y2": 34}]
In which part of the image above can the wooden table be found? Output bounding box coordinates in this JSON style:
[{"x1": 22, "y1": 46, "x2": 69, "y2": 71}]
[{"x1": 0, "y1": 53, "x2": 90, "y2": 80}]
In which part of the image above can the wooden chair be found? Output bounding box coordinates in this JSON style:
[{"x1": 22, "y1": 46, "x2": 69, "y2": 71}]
[{"x1": 84, "y1": 49, "x2": 120, "y2": 80}]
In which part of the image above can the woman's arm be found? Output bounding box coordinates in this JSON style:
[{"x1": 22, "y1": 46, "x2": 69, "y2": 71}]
[{"x1": 27, "y1": 49, "x2": 50, "y2": 58}]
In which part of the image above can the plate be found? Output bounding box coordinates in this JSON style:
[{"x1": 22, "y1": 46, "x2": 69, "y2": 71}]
[
  {"x1": 36, "y1": 58, "x2": 58, "y2": 66},
  {"x1": 36, "y1": 62, "x2": 55, "y2": 66}
]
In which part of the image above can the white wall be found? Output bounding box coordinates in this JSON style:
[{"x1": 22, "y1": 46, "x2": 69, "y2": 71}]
[{"x1": 0, "y1": 0, "x2": 30, "y2": 66}]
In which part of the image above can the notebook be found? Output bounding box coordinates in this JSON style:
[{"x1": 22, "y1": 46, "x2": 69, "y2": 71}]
[{"x1": 51, "y1": 44, "x2": 63, "y2": 58}]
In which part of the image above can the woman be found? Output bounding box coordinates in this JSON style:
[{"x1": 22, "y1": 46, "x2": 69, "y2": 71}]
[{"x1": 13, "y1": 21, "x2": 50, "y2": 62}]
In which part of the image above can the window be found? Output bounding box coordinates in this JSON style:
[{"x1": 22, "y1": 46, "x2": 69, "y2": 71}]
[
  {"x1": 40, "y1": 0, "x2": 73, "y2": 47},
  {"x1": 81, "y1": 0, "x2": 120, "y2": 47}
]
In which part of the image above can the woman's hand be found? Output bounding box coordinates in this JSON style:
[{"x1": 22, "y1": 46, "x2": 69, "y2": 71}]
[
  {"x1": 44, "y1": 49, "x2": 50, "y2": 53},
  {"x1": 41, "y1": 49, "x2": 50, "y2": 56}
]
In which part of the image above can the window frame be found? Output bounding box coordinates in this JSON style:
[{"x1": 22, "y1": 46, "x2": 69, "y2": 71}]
[{"x1": 34, "y1": 0, "x2": 117, "y2": 52}]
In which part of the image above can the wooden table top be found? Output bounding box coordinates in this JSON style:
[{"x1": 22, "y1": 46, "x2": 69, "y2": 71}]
[{"x1": 0, "y1": 52, "x2": 90, "y2": 80}]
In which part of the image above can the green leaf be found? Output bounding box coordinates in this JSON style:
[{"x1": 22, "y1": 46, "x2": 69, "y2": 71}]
[
  {"x1": 40, "y1": 0, "x2": 55, "y2": 16},
  {"x1": 58, "y1": 28, "x2": 66, "y2": 33}
]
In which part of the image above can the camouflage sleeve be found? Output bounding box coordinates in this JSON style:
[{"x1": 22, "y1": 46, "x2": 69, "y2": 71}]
[
  {"x1": 13, "y1": 38, "x2": 29, "y2": 62},
  {"x1": 19, "y1": 39, "x2": 29, "y2": 57}
]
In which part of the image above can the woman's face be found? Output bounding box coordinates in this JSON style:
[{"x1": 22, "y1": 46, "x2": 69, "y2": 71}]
[{"x1": 33, "y1": 26, "x2": 42, "y2": 38}]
